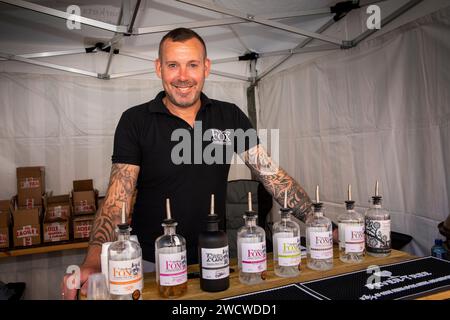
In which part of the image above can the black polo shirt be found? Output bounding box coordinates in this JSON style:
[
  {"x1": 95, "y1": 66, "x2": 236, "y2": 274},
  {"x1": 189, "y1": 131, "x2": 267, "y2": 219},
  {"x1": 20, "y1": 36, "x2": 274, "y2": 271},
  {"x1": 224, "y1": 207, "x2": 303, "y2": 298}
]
[{"x1": 112, "y1": 91, "x2": 258, "y2": 264}]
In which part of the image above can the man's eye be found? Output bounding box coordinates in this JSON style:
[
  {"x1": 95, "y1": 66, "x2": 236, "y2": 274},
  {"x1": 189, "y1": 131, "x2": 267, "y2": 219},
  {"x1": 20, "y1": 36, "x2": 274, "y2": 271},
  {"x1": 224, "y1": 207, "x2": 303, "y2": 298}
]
[
  {"x1": 168, "y1": 64, "x2": 177, "y2": 68},
  {"x1": 190, "y1": 63, "x2": 198, "y2": 68}
]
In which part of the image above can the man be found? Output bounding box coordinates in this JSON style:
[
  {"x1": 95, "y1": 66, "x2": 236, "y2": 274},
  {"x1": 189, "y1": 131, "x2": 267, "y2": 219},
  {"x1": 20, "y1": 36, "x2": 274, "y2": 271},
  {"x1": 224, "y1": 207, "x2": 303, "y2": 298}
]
[{"x1": 62, "y1": 28, "x2": 323, "y2": 300}]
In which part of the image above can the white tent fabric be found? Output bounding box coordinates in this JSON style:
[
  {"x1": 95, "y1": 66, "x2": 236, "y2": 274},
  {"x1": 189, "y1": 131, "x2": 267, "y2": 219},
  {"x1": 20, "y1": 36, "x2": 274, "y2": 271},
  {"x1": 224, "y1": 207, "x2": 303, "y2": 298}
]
[
  {"x1": 0, "y1": 73, "x2": 251, "y2": 198},
  {"x1": 258, "y1": 7, "x2": 450, "y2": 256}
]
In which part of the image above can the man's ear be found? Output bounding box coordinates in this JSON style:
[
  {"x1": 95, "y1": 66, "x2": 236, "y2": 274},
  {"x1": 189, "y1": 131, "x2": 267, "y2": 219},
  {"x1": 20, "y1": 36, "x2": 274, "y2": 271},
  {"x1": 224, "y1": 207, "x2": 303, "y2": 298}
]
[
  {"x1": 155, "y1": 58, "x2": 162, "y2": 79},
  {"x1": 204, "y1": 58, "x2": 211, "y2": 78}
]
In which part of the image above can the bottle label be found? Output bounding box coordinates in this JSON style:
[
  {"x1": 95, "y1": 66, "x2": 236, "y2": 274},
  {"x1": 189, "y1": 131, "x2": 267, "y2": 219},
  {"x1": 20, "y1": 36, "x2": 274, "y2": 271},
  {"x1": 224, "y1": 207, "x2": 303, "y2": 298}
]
[
  {"x1": 109, "y1": 257, "x2": 143, "y2": 295},
  {"x1": 241, "y1": 241, "x2": 267, "y2": 273},
  {"x1": 365, "y1": 218, "x2": 391, "y2": 253},
  {"x1": 275, "y1": 235, "x2": 301, "y2": 266},
  {"x1": 309, "y1": 230, "x2": 333, "y2": 259},
  {"x1": 158, "y1": 251, "x2": 188, "y2": 286},
  {"x1": 201, "y1": 246, "x2": 230, "y2": 280},
  {"x1": 344, "y1": 225, "x2": 365, "y2": 253}
]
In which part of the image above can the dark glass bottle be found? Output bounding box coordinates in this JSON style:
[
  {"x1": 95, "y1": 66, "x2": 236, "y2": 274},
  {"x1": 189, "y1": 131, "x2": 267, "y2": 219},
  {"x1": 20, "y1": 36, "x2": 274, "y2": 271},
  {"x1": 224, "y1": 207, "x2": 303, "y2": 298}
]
[{"x1": 198, "y1": 194, "x2": 230, "y2": 292}]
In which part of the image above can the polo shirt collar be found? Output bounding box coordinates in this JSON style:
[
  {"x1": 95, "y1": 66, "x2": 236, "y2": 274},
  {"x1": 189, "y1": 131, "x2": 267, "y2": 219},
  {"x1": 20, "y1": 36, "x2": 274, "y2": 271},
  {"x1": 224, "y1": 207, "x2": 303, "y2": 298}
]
[{"x1": 148, "y1": 91, "x2": 212, "y2": 114}]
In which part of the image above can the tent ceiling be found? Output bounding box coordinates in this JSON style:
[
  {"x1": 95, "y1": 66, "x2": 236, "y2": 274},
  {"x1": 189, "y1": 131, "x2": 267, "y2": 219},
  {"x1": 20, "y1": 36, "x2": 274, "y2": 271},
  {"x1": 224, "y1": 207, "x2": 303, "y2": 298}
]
[{"x1": 0, "y1": 0, "x2": 424, "y2": 81}]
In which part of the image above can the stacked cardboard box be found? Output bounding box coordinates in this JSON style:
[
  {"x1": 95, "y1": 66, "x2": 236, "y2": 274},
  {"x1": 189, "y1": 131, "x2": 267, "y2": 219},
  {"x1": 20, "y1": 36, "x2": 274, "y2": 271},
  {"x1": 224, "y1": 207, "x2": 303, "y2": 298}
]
[
  {"x1": 13, "y1": 167, "x2": 46, "y2": 247},
  {"x1": 13, "y1": 207, "x2": 41, "y2": 247},
  {"x1": 71, "y1": 179, "x2": 97, "y2": 240},
  {"x1": 0, "y1": 200, "x2": 12, "y2": 249},
  {"x1": 43, "y1": 194, "x2": 70, "y2": 243},
  {"x1": 16, "y1": 167, "x2": 45, "y2": 208}
]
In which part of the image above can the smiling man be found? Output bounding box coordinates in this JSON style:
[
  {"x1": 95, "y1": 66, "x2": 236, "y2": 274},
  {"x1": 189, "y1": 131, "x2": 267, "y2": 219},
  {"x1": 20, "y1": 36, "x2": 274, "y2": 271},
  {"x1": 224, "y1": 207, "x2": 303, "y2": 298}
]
[{"x1": 62, "y1": 28, "x2": 323, "y2": 300}]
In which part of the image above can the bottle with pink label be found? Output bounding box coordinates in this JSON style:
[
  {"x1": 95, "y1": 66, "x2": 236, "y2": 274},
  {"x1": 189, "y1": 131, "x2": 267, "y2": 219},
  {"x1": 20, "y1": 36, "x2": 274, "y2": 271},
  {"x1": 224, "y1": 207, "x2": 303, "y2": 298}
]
[
  {"x1": 306, "y1": 185, "x2": 333, "y2": 271},
  {"x1": 237, "y1": 192, "x2": 267, "y2": 285},
  {"x1": 155, "y1": 198, "x2": 188, "y2": 298}
]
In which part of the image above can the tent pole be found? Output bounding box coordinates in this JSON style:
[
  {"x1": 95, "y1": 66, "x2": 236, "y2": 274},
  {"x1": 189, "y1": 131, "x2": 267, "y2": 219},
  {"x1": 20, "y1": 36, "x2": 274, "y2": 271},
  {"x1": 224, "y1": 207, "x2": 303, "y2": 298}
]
[
  {"x1": 135, "y1": 8, "x2": 332, "y2": 35},
  {"x1": 256, "y1": 18, "x2": 336, "y2": 82},
  {"x1": 0, "y1": 0, "x2": 127, "y2": 33},
  {"x1": 0, "y1": 49, "x2": 95, "y2": 59},
  {"x1": 176, "y1": 0, "x2": 343, "y2": 46},
  {"x1": 0, "y1": 52, "x2": 98, "y2": 78}
]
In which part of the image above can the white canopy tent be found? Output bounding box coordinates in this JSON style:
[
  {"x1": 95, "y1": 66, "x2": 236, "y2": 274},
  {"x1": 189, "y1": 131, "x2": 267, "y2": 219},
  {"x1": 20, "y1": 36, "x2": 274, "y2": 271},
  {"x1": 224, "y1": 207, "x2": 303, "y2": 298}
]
[{"x1": 0, "y1": 0, "x2": 449, "y2": 276}]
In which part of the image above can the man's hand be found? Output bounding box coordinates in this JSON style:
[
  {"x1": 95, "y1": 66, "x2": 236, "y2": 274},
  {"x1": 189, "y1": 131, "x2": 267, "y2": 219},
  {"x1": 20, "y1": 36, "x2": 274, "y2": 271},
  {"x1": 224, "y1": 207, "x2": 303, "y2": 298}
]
[{"x1": 61, "y1": 264, "x2": 100, "y2": 300}]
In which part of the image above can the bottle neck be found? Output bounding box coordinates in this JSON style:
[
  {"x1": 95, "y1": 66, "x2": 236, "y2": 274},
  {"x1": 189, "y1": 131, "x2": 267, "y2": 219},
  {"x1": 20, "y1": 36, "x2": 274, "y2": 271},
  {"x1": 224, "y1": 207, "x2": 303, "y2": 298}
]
[
  {"x1": 206, "y1": 223, "x2": 219, "y2": 232},
  {"x1": 245, "y1": 216, "x2": 257, "y2": 227},
  {"x1": 164, "y1": 225, "x2": 176, "y2": 235},
  {"x1": 117, "y1": 229, "x2": 130, "y2": 241},
  {"x1": 314, "y1": 210, "x2": 323, "y2": 218},
  {"x1": 280, "y1": 212, "x2": 291, "y2": 221}
]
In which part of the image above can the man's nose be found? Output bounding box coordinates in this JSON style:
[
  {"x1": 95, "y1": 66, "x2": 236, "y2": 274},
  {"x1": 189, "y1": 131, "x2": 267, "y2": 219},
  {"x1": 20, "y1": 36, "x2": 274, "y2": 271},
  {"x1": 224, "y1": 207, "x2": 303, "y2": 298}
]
[{"x1": 177, "y1": 66, "x2": 188, "y2": 81}]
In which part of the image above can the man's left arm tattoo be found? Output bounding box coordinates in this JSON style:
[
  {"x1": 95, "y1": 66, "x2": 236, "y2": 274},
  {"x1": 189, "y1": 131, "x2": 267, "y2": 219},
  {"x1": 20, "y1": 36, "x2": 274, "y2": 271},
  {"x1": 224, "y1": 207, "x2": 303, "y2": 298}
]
[{"x1": 241, "y1": 144, "x2": 313, "y2": 223}]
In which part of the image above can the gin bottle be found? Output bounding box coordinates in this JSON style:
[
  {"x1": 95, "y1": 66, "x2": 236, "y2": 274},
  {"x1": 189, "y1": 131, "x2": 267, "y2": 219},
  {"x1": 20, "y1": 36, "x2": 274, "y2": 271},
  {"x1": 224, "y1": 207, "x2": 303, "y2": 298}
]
[
  {"x1": 365, "y1": 181, "x2": 391, "y2": 257},
  {"x1": 237, "y1": 192, "x2": 267, "y2": 285},
  {"x1": 306, "y1": 185, "x2": 333, "y2": 271},
  {"x1": 338, "y1": 184, "x2": 365, "y2": 263},
  {"x1": 272, "y1": 191, "x2": 301, "y2": 277},
  {"x1": 198, "y1": 194, "x2": 230, "y2": 292},
  {"x1": 155, "y1": 198, "x2": 188, "y2": 298},
  {"x1": 108, "y1": 202, "x2": 143, "y2": 300}
]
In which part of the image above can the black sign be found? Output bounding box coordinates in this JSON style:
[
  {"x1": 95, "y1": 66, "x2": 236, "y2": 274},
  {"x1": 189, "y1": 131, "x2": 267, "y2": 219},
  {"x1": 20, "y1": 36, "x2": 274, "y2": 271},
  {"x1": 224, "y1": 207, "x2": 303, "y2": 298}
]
[{"x1": 300, "y1": 257, "x2": 450, "y2": 300}]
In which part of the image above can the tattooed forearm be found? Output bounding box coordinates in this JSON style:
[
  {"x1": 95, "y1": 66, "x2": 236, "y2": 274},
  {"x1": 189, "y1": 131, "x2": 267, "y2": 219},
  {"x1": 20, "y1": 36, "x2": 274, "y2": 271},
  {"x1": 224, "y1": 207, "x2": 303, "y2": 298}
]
[
  {"x1": 242, "y1": 145, "x2": 312, "y2": 223},
  {"x1": 89, "y1": 163, "x2": 140, "y2": 247}
]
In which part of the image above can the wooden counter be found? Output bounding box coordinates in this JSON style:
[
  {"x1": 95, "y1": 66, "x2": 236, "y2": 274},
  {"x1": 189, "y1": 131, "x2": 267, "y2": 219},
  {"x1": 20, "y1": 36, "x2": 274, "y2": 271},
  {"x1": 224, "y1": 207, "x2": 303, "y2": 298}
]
[
  {"x1": 0, "y1": 241, "x2": 88, "y2": 258},
  {"x1": 142, "y1": 248, "x2": 449, "y2": 300}
]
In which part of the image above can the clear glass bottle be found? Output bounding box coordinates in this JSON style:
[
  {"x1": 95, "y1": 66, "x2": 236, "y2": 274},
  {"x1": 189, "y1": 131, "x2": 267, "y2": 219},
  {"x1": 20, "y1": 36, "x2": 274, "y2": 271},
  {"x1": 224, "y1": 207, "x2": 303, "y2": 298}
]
[
  {"x1": 237, "y1": 192, "x2": 267, "y2": 285},
  {"x1": 155, "y1": 198, "x2": 187, "y2": 298},
  {"x1": 306, "y1": 186, "x2": 333, "y2": 271},
  {"x1": 365, "y1": 181, "x2": 391, "y2": 257},
  {"x1": 108, "y1": 203, "x2": 143, "y2": 300},
  {"x1": 272, "y1": 192, "x2": 301, "y2": 277},
  {"x1": 338, "y1": 185, "x2": 365, "y2": 263}
]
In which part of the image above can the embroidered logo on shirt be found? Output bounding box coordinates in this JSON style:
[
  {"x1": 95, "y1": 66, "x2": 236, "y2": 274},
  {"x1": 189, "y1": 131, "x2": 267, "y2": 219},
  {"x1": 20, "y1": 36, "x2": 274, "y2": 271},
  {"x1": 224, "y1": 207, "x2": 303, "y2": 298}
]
[{"x1": 210, "y1": 129, "x2": 232, "y2": 146}]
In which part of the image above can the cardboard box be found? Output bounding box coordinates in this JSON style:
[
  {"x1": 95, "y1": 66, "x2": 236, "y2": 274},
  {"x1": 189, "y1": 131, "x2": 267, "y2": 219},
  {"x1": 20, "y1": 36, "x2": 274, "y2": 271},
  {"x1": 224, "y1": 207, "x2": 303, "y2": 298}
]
[
  {"x1": 43, "y1": 221, "x2": 69, "y2": 243},
  {"x1": 45, "y1": 194, "x2": 71, "y2": 221},
  {"x1": 17, "y1": 166, "x2": 45, "y2": 208},
  {"x1": 0, "y1": 200, "x2": 12, "y2": 249},
  {"x1": 73, "y1": 215, "x2": 95, "y2": 240},
  {"x1": 13, "y1": 207, "x2": 41, "y2": 247},
  {"x1": 72, "y1": 180, "x2": 97, "y2": 215}
]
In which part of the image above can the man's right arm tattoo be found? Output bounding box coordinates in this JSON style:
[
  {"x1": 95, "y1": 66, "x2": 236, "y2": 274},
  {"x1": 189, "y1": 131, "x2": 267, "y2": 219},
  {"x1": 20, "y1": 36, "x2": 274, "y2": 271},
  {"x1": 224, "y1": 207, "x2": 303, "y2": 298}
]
[{"x1": 89, "y1": 163, "x2": 140, "y2": 247}]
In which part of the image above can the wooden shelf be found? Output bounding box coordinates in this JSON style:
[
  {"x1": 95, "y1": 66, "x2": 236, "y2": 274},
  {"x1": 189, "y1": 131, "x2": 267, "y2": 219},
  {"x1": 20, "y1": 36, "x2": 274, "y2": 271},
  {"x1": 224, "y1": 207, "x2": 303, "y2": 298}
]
[{"x1": 0, "y1": 241, "x2": 89, "y2": 258}]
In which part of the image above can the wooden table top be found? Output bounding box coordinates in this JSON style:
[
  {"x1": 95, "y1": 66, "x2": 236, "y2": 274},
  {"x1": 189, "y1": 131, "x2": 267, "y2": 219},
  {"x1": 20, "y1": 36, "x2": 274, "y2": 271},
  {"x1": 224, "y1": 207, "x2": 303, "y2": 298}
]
[{"x1": 142, "y1": 248, "x2": 449, "y2": 300}]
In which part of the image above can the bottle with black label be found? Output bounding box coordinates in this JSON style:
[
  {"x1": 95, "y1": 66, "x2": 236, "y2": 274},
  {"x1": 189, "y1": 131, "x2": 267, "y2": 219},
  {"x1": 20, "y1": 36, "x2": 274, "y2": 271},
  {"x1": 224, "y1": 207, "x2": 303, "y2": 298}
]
[
  {"x1": 198, "y1": 194, "x2": 230, "y2": 292},
  {"x1": 365, "y1": 181, "x2": 391, "y2": 257},
  {"x1": 155, "y1": 198, "x2": 188, "y2": 298}
]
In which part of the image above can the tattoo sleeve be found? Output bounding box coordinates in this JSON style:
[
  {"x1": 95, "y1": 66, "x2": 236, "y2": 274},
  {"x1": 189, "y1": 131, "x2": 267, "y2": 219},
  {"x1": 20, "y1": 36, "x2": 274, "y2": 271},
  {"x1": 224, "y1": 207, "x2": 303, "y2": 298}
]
[
  {"x1": 89, "y1": 163, "x2": 140, "y2": 247},
  {"x1": 241, "y1": 144, "x2": 313, "y2": 223}
]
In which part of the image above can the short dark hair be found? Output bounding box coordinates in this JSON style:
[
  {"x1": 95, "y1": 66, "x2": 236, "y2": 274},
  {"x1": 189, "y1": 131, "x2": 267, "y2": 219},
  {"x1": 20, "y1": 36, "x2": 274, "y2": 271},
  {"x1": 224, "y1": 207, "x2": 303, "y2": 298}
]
[{"x1": 158, "y1": 28, "x2": 207, "y2": 59}]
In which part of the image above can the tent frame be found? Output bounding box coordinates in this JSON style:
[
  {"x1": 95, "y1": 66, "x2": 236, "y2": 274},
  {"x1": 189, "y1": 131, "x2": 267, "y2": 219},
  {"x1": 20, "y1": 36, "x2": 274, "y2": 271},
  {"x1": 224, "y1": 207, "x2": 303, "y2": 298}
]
[{"x1": 0, "y1": 0, "x2": 423, "y2": 81}]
